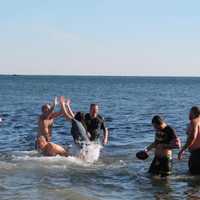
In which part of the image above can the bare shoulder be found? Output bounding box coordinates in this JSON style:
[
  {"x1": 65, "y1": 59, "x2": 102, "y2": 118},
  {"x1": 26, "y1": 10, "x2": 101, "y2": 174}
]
[
  {"x1": 189, "y1": 120, "x2": 200, "y2": 135},
  {"x1": 48, "y1": 142, "x2": 61, "y2": 150},
  {"x1": 197, "y1": 118, "x2": 200, "y2": 129},
  {"x1": 45, "y1": 143, "x2": 53, "y2": 150},
  {"x1": 191, "y1": 119, "x2": 199, "y2": 127}
]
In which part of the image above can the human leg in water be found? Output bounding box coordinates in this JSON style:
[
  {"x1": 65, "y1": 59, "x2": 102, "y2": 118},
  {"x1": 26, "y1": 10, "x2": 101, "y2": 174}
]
[{"x1": 36, "y1": 136, "x2": 69, "y2": 157}]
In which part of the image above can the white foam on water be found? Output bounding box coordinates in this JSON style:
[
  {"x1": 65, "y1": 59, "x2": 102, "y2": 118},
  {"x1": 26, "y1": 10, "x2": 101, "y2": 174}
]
[
  {"x1": 12, "y1": 154, "x2": 89, "y2": 168},
  {"x1": 78, "y1": 143, "x2": 103, "y2": 163},
  {"x1": 0, "y1": 161, "x2": 17, "y2": 170},
  {"x1": 12, "y1": 150, "x2": 39, "y2": 156},
  {"x1": 9, "y1": 143, "x2": 103, "y2": 168}
]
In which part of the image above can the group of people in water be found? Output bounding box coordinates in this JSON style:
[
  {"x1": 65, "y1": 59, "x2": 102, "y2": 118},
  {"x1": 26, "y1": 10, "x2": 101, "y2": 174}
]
[
  {"x1": 137, "y1": 106, "x2": 200, "y2": 177},
  {"x1": 35, "y1": 96, "x2": 200, "y2": 177},
  {"x1": 35, "y1": 96, "x2": 108, "y2": 158}
]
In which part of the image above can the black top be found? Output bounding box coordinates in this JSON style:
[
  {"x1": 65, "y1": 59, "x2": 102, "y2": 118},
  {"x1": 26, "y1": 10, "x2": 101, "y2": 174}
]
[
  {"x1": 154, "y1": 125, "x2": 177, "y2": 145},
  {"x1": 84, "y1": 113, "x2": 106, "y2": 141},
  {"x1": 74, "y1": 112, "x2": 87, "y2": 130}
]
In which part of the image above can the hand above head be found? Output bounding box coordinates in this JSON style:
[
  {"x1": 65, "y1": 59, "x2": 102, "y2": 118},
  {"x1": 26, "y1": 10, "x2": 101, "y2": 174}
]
[
  {"x1": 65, "y1": 98, "x2": 71, "y2": 106},
  {"x1": 60, "y1": 96, "x2": 65, "y2": 105},
  {"x1": 53, "y1": 96, "x2": 58, "y2": 106}
]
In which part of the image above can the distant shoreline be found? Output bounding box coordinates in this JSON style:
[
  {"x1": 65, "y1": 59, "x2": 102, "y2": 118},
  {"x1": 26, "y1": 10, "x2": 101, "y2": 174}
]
[{"x1": 0, "y1": 74, "x2": 200, "y2": 78}]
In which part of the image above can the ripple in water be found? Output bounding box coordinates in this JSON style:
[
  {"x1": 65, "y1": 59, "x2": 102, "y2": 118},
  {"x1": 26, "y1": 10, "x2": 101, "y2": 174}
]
[{"x1": 0, "y1": 76, "x2": 200, "y2": 199}]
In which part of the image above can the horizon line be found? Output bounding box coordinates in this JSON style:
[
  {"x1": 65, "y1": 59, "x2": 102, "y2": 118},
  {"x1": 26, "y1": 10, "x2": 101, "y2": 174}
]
[{"x1": 0, "y1": 73, "x2": 200, "y2": 78}]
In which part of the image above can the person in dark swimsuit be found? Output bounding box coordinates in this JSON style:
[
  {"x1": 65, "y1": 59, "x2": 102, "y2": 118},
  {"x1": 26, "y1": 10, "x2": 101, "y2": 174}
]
[
  {"x1": 145, "y1": 115, "x2": 181, "y2": 177},
  {"x1": 84, "y1": 104, "x2": 109, "y2": 145},
  {"x1": 60, "y1": 96, "x2": 90, "y2": 148}
]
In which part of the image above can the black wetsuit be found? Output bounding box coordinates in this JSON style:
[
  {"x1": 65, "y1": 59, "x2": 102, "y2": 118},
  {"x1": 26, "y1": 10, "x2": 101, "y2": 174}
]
[
  {"x1": 84, "y1": 113, "x2": 106, "y2": 142},
  {"x1": 148, "y1": 125, "x2": 177, "y2": 176},
  {"x1": 70, "y1": 112, "x2": 90, "y2": 147},
  {"x1": 154, "y1": 125, "x2": 177, "y2": 146}
]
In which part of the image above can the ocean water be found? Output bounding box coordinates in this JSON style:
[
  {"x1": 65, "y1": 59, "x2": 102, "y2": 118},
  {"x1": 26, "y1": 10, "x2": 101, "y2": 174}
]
[{"x1": 0, "y1": 75, "x2": 200, "y2": 200}]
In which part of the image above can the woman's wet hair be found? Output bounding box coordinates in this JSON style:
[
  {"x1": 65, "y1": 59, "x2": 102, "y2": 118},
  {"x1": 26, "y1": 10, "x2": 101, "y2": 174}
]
[
  {"x1": 190, "y1": 106, "x2": 200, "y2": 118},
  {"x1": 75, "y1": 112, "x2": 87, "y2": 130},
  {"x1": 75, "y1": 112, "x2": 85, "y2": 122},
  {"x1": 152, "y1": 115, "x2": 164, "y2": 125}
]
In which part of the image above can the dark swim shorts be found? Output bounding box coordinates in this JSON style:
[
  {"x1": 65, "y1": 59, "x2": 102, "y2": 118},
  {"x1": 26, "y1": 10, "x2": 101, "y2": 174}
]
[
  {"x1": 189, "y1": 149, "x2": 200, "y2": 175},
  {"x1": 148, "y1": 156, "x2": 172, "y2": 177}
]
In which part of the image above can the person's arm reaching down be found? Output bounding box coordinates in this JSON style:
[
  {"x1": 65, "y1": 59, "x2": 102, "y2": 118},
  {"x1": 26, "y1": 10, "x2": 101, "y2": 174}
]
[{"x1": 178, "y1": 122, "x2": 198, "y2": 160}]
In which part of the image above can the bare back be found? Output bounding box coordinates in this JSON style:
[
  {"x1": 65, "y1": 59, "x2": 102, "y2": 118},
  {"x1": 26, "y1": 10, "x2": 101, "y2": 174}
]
[{"x1": 188, "y1": 118, "x2": 200, "y2": 151}]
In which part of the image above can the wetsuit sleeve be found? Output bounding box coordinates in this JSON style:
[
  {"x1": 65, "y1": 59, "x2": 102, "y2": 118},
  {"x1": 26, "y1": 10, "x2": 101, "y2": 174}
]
[
  {"x1": 168, "y1": 127, "x2": 177, "y2": 142},
  {"x1": 168, "y1": 127, "x2": 182, "y2": 149},
  {"x1": 74, "y1": 112, "x2": 81, "y2": 120},
  {"x1": 154, "y1": 132, "x2": 160, "y2": 145},
  {"x1": 100, "y1": 116, "x2": 106, "y2": 131}
]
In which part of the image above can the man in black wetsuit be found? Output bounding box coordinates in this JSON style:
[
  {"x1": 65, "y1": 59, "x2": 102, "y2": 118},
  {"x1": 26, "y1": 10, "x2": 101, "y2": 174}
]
[{"x1": 85, "y1": 104, "x2": 109, "y2": 145}]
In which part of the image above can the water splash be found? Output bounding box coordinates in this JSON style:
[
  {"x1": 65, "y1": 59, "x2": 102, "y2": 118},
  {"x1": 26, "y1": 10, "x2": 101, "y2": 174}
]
[
  {"x1": 70, "y1": 142, "x2": 103, "y2": 163},
  {"x1": 4, "y1": 142, "x2": 103, "y2": 169},
  {"x1": 80, "y1": 143, "x2": 103, "y2": 163}
]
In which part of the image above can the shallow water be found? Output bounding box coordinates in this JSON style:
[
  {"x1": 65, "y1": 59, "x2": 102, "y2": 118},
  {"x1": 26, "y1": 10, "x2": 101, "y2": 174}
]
[{"x1": 0, "y1": 75, "x2": 200, "y2": 200}]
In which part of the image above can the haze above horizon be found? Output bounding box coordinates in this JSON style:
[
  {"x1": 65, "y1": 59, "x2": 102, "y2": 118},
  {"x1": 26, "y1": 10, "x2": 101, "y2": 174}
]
[{"x1": 0, "y1": 0, "x2": 200, "y2": 76}]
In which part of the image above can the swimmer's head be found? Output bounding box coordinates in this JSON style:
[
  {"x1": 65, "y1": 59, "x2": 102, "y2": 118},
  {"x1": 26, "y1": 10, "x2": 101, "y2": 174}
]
[
  {"x1": 152, "y1": 115, "x2": 165, "y2": 130},
  {"x1": 90, "y1": 103, "x2": 99, "y2": 118},
  {"x1": 37, "y1": 136, "x2": 48, "y2": 150},
  {"x1": 41, "y1": 104, "x2": 51, "y2": 114},
  {"x1": 189, "y1": 106, "x2": 200, "y2": 120}
]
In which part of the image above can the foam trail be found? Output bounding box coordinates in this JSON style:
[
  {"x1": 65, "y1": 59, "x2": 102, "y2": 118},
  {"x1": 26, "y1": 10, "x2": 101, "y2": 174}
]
[
  {"x1": 79, "y1": 143, "x2": 103, "y2": 163},
  {"x1": 9, "y1": 143, "x2": 103, "y2": 167}
]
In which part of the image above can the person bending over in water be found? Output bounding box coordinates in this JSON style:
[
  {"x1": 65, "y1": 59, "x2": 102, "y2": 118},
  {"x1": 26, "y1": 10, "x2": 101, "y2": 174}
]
[
  {"x1": 36, "y1": 135, "x2": 69, "y2": 157},
  {"x1": 37, "y1": 97, "x2": 62, "y2": 144},
  {"x1": 145, "y1": 115, "x2": 181, "y2": 177},
  {"x1": 60, "y1": 96, "x2": 90, "y2": 148},
  {"x1": 178, "y1": 106, "x2": 200, "y2": 174},
  {"x1": 84, "y1": 104, "x2": 109, "y2": 145}
]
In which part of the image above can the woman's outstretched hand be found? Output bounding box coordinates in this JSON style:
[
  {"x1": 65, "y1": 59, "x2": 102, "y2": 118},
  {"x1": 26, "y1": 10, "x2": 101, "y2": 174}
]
[
  {"x1": 60, "y1": 96, "x2": 65, "y2": 105},
  {"x1": 65, "y1": 98, "x2": 71, "y2": 106}
]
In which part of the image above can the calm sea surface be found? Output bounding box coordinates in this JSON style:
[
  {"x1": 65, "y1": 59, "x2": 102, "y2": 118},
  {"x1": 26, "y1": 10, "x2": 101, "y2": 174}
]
[{"x1": 0, "y1": 75, "x2": 200, "y2": 200}]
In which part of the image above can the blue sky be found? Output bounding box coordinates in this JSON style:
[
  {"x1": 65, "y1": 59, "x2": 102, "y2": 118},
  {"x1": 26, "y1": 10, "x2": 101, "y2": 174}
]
[{"x1": 0, "y1": 0, "x2": 200, "y2": 76}]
